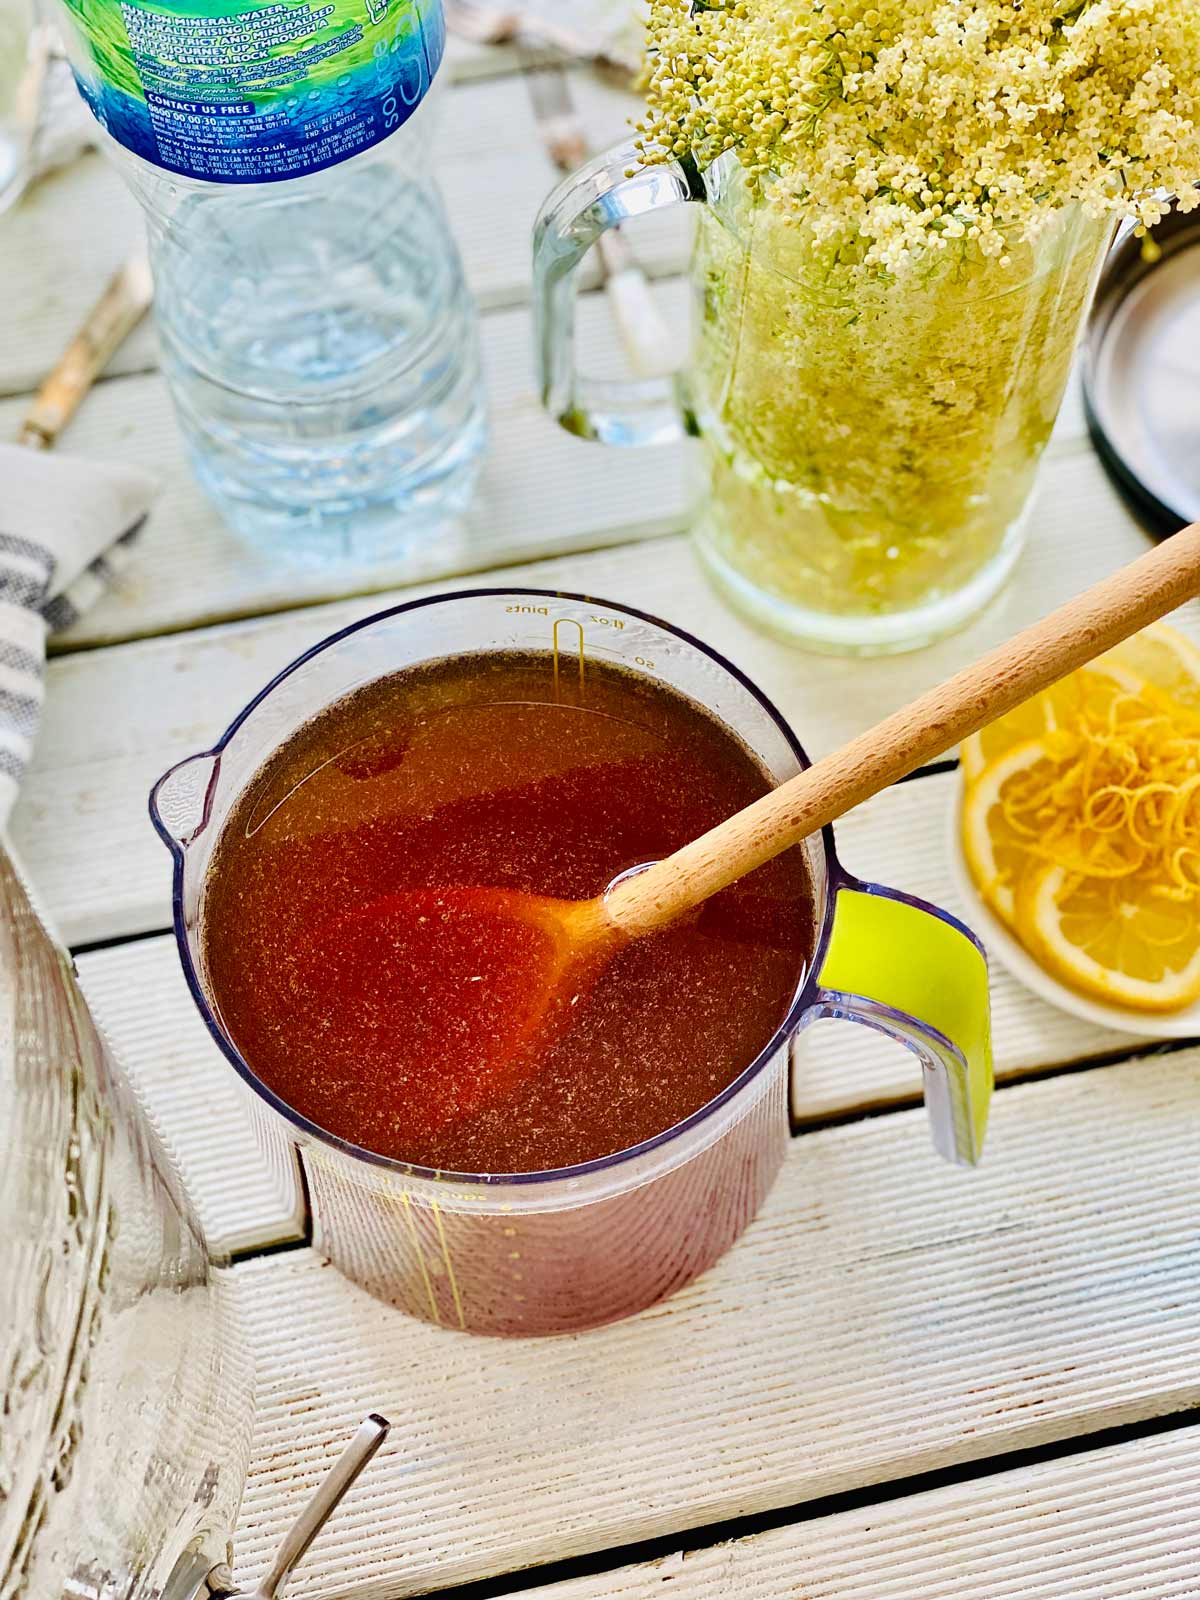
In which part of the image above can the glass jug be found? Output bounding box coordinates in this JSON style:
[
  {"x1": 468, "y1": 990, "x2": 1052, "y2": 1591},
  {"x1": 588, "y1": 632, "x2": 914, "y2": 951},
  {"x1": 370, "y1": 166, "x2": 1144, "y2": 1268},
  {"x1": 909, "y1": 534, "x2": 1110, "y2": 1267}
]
[
  {"x1": 0, "y1": 847, "x2": 390, "y2": 1598},
  {"x1": 151, "y1": 590, "x2": 993, "y2": 1338},
  {"x1": 533, "y1": 145, "x2": 1110, "y2": 655}
]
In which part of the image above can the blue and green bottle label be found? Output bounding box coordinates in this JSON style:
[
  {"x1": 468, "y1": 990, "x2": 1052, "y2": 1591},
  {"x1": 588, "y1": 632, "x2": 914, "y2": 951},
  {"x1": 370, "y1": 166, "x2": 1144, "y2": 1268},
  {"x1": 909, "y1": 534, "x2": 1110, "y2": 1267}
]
[{"x1": 60, "y1": 0, "x2": 444, "y2": 181}]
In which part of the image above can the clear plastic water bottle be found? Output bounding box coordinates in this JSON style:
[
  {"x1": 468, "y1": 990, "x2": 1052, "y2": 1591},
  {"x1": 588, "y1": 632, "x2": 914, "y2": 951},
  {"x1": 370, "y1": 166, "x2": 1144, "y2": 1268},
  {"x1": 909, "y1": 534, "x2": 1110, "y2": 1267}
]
[{"x1": 52, "y1": 0, "x2": 486, "y2": 560}]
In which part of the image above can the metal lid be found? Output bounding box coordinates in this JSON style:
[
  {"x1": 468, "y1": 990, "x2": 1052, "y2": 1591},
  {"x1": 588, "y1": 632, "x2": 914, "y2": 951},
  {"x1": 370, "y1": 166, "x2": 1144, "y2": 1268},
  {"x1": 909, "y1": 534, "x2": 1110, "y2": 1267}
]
[{"x1": 1082, "y1": 206, "x2": 1200, "y2": 539}]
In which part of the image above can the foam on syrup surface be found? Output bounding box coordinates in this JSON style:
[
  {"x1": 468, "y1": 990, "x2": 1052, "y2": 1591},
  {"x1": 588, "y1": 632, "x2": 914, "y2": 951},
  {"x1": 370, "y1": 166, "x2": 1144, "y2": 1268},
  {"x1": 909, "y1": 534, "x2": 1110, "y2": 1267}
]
[{"x1": 201, "y1": 652, "x2": 816, "y2": 1172}]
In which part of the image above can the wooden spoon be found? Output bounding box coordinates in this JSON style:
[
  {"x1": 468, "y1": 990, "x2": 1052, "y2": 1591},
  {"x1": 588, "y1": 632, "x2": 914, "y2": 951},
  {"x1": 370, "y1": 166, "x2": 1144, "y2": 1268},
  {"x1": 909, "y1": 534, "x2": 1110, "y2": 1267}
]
[
  {"x1": 335, "y1": 524, "x2": 1200, "y2": 1127},
  {"x1": 569, "y1": 522, "x2": 1200, "y2": 942}
]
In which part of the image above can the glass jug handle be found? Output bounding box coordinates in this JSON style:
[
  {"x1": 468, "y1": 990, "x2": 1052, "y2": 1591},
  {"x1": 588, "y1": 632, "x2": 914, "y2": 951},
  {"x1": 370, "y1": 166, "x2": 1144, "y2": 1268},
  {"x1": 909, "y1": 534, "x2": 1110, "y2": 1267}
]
[
  {"x1": 809, "y1": 879, "x2": 994, "y2": 1166},
  {"x1": 532, "y1": 135, "x2": 704, "y2": 445}
]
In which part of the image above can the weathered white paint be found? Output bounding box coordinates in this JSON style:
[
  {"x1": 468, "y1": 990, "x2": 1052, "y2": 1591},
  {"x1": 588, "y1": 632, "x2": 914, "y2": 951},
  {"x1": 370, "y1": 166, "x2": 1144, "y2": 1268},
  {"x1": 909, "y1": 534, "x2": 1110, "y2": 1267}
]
[
  {"x1": 3, "y1": 71, "x2": 1086, "y2": 650},
  {"x1": 12, "y1": 470, "x2": 1193, "y2": 946},
  {"x1": 225, "y1": 1052, "x2": 1200, "y2": 1598},
  {"x1": 76, "y1": 936, "x2": 303, "y2": 1255},
  {"x1": 5, "y1": 286, "x2": 690, "y2": 649},
  {"x1": 0, "y1": 71, "x2": 682, "y2": 399},
  {"x1": 497, "y1": 1425, "x2": 1200, "y2": 1600}
]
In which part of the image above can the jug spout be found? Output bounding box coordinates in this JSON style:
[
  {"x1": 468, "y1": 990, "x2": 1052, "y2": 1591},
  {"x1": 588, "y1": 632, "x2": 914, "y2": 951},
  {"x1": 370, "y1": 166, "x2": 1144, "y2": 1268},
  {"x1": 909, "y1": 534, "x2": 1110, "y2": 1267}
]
[{"x1": 150, "y1": 751, "x2": 220, "y2": 850}]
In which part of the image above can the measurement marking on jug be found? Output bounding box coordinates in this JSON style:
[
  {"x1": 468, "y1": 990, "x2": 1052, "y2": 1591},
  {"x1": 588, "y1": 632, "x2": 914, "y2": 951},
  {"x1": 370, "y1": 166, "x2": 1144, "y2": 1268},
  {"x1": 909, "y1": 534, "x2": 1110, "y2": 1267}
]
[
  {"x1": 589, "y1": 615, "x2": 625, "y2": 629},
  {"x1": 430, "y1": 1199, "x2": 466, "y2": 1331},
  {"x1": 552, "y1": 617, "x2": 586, "y2": 701},
  {"x1": 635, "y1": 656, "x2": 655, "y2": 669},
  {"x1": 505, "y1": 604, "x2": 549, "y2": 615},
  {"x1": 401, "y1": 1190, "x2": 440, "y2": 1326}
]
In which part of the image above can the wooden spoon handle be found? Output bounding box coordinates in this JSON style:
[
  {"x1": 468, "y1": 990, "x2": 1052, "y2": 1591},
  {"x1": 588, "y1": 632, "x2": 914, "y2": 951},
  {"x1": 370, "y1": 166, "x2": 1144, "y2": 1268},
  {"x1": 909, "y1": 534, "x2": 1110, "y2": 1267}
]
[{"x1": 604, "y1": 521, "x2": 1200, "y2": 939}]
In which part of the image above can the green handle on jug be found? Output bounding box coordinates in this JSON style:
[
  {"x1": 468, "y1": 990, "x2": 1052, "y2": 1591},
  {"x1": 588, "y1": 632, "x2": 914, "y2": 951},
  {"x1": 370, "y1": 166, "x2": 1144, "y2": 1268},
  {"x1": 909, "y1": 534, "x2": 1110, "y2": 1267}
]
[{"x1": 813, "y1": 879, "x2": 993, "y2": 1166}]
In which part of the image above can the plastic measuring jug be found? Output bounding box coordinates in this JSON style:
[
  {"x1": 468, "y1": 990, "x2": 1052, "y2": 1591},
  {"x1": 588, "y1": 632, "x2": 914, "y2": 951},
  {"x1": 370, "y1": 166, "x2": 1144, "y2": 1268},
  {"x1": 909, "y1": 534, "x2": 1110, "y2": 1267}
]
[{"x1": 151, "y1": 591, "x2": 992, "y2": 1336}]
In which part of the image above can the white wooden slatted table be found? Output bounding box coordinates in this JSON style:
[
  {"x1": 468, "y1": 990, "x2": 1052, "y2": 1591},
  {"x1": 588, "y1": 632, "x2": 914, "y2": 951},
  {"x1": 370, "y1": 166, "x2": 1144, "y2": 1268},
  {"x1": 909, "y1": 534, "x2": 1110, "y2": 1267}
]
[{"x1": 7, "y1": 18, "x2": 1200, "y2": 1598}]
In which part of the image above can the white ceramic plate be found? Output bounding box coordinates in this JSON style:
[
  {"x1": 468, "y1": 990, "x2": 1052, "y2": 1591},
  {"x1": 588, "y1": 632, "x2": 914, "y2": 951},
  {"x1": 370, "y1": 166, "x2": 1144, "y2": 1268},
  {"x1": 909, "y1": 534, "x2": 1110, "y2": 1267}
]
[{"x1": 947, "y1": 776, "x2": 1200, "y2": 1041}]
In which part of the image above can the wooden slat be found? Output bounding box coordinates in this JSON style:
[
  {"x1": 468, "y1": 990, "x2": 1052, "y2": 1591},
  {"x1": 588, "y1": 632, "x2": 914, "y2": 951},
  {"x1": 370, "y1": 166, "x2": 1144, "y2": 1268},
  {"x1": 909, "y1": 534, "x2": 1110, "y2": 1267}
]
[
  {"x1": 439, "y1": 0, "x2": 642, "y2": 85},
  {"x1": 0, "y1": 56, "x2": 565, "y2": 392},
  {"x1": 77, "y1": 767, "x2": 1143, "y2": 1264},
  {"x1": 224, "y1": 1050, "x2": 1200, "y2": 1598},
  {"x1": 1, "y1": 156, "x2": 151, "y2": 397},
  {"x1": 75, "y1": 937, "x2": 303, "y2": 1255},
  {"x1": 10, "y1": 284, "x2": 688, "y2": 648},
  {"x1": 8, "y1": 285, "x2": 1088, "y2": 654},
  {"x1": 0, "y1": 71, "x2": 682, "y2": 399},
  {"x1": 0, "y1": 109, "x2": 689, "y2": 648},
  {"x1": 12, "y1": 456, "x2": 1194, "y2": 947},
  {"x1": 442, "y1": 29, "x2": 517, "y2": 83},
  {"x1": 493, "y1": 1425, "x2": 1200, "y2": 1600},
  {"x1": 3, "y1": 75, "x2": 1102, "y2": 652},
  {"x1": 439, "y1": 69, "x2": 686, "y2": 310},
  {"x1": 2, "y1": 90, "x2": 1087, "y2": 428}
]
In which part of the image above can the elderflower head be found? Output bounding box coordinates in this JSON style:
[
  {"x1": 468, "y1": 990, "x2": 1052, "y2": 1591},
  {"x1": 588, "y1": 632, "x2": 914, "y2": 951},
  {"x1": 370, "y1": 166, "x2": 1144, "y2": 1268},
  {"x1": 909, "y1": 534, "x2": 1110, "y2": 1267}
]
[{"x1": 638, "y1": 0, "x2": 1200, "y2": 270}]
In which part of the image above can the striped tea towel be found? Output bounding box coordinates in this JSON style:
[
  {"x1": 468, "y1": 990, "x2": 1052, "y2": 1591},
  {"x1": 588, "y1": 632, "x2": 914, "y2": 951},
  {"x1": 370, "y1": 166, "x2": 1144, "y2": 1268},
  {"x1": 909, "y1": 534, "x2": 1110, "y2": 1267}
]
[{"x1": 0, "y1": 443, "x2": 156, "y2": 829}]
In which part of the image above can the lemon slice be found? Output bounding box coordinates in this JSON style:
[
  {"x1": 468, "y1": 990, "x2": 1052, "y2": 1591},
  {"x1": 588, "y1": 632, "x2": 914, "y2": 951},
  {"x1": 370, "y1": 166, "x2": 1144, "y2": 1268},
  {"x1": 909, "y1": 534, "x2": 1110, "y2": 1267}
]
[
  {"x1": 960, "y1": 622, "x2": 1200, "y2": 782},
  {"x1": 960, "y1": 663, "x2": 1145, "y2": 783},
  {"x1": 960, "y1": 737, "x2": 1060, "y2": 924},
  {"x1": 966, "y1": 659, "x2": 1152, "y2": 784},
  {"x1": 1018, "y1": 864, "x2": 1200, "y2": 1011},
  {"x1": 1097, "y1": 621, "x2": 1200, "y2": 713},
  {"x1": 959, "y1": 697, "x2": 1052, "y2": 785}
]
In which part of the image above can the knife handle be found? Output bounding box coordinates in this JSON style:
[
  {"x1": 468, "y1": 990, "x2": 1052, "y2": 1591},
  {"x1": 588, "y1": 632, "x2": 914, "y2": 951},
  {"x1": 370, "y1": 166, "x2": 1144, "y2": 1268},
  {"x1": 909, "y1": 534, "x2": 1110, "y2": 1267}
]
[{"x1": 17, "y1": 253, "x2": 153, "y2": 450}]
